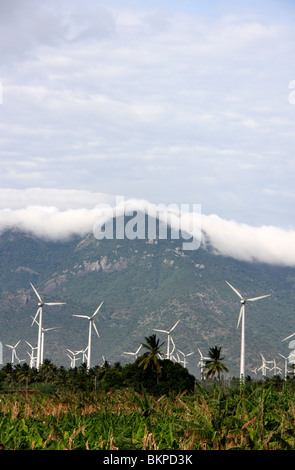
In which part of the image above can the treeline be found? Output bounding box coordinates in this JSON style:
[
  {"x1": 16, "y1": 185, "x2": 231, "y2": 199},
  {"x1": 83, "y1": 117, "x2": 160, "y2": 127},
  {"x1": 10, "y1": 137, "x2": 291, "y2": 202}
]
[{"x1": 0, "y1": 357, "x2": 196, "y2": 396}]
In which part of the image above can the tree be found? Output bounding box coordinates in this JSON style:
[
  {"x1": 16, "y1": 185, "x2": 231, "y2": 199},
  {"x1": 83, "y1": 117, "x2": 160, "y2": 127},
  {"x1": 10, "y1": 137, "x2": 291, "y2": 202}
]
[
  {"x1": 203, "y1": 346, "x2": 229, "y2": 385},
  {"x1": 138, "y1": 334, "x2": 165, "y2": 384},
  {"x1": 15, "y1": 363, "x2": 36, "y2": 391}
]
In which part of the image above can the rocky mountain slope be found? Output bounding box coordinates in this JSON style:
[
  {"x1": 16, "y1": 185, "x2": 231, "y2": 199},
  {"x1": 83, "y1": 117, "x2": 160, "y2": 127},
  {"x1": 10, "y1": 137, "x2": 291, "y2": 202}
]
[{"x1": 0, "y1": 227, "x2": 294, "y2": 378}]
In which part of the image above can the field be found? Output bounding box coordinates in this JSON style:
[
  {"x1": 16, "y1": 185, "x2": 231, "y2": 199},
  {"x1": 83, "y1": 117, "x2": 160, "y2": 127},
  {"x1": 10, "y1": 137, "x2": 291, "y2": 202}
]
[{"x1": 1, "y1": 380, "x2": 295, "y2": 450}]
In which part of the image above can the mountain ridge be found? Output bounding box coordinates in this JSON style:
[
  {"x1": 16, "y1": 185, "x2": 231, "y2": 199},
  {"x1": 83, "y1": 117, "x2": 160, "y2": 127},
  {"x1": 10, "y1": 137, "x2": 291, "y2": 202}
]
[{"x1": 0, "y1": 227, "x2": 294, "y2": 378}]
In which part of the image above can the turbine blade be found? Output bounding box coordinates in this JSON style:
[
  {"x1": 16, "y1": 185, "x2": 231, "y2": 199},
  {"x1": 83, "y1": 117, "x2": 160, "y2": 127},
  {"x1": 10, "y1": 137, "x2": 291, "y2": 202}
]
[
  {"x1": 91, "y1": 301, "x2": 104, "y2": 318},
  {"x1": 93, "y1": 321, "x2": 100, "y2": 338},
  {"x1": 153, "y1": 329, "x2": 168, "y2": 334},
  {"x1": 169, "y1": 319, "x2": 180, "y2": 333},
  {"x1": 30, "y1": 282, "x2": 42, "y2": 303},
  {"x1": 187, "y1": 352, "x2": 194, "y2": 357},
  {"x1": 282, "y1": 332, "x2": 295, "y2": 341},
  {"x1": 237, "y1": 305, "x2": 244, "y2": 328},
  {"x1": 44, "y1": 302, "x2": 66, "y2": 306},
  {"x1": 73, "y1": 314, "x2": 90, "y2": 319},
  {"x1": 247, "y1": 294, "x2": 271, "y2": 302},
  {"x1": 31, "y1": 307, "x2": 41, "y2": 326},
  {"x1": 135, "y1": 345, "x2": 142, "y2": 354},
  {"x1": 226, "y1": 281, "x2": 243, "y2": 300}
]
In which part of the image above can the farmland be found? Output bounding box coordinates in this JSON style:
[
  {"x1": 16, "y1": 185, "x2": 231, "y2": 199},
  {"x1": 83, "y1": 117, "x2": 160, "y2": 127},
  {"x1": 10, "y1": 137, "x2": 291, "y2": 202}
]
[{"x1": 1, "y1": 377, "x2": 295, "y2": 450}]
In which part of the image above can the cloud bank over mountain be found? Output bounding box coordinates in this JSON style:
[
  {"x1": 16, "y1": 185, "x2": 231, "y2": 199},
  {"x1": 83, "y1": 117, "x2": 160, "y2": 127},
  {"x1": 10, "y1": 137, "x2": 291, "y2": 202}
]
[{"x1": 1, "y1": 188, "x2": 295, "y2": 267}]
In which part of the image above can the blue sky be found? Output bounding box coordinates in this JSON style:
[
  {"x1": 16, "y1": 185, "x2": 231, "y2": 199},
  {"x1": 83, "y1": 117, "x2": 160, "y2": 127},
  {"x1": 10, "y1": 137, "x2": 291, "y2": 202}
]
[{"x1": 0, "y1": 0, "x2": 295, "y2": 264}]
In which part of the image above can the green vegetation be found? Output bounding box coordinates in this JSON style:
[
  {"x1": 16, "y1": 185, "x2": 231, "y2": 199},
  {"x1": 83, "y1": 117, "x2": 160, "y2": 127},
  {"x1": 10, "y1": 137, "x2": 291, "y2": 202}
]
[
  {"x1": 1, "y1": 341, "x2": 295, "y2": 450},
  {"x1": 1, "y1": 372, "x2": 295, "y2": 450}
]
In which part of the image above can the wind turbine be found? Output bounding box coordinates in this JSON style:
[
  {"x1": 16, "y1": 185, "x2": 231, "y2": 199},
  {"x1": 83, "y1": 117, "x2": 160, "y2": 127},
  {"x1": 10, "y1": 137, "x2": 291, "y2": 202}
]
[
  {"x1": 6, "y1": 341, "x2": 21, "y2": 365},
  {"x1": 30, "y1": 283, "x2": 65, "y2": 370},
  {"x1": 269, "y1": 359, "x2": 282, "y2": 377},
  {"x1": 197, "y1": 348, "x2": 210, "y2": 379},
  {"x1": 26, "y1": 341, "x2": 38, "y2": 368},
  {"x1": 278, "y1": 354, "x2": 290, "y2": 380},
  {"x1": 178, "y1": 349, "x2": 194, "y2": 369},
  {"x1": 226, "y1": 281, "x2": 270, "y2": 381},
  {"x1": 257, "y1": 353, "x2": 271, "y2": 377},
  {"x1": 67, "y1": 349, "x2": 81, "y2": 368},
  {"x1": 27, "y1": 351, "x2": 36, "y2": 368},
  {"x1": 123, "y1": 344, "x2": 142, "y2": 360},
  {"x1": 153, "y1": 319, "x2": 180, "y2": 360},
  {"x1": 73, "y1": 301, "x2": 103, "y2": 369},
  {"x1": 77, "y1": 346, "x2": 88, "y2": 364}
]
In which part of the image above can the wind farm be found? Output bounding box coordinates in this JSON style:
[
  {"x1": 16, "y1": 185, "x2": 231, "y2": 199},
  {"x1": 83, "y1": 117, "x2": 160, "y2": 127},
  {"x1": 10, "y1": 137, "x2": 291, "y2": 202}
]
[
  {"x1": 1, "y1": 230, "x2": 295, "y2": 452},
  {"x1": 0, "y1": 230, "x2": 294, "y2": 381}
]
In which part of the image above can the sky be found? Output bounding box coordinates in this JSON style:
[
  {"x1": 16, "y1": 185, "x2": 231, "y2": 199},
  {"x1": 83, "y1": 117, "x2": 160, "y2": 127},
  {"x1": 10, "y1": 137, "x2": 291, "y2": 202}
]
[{"x1": 1, "y1": 0, "x2": 295, "y2": 265}]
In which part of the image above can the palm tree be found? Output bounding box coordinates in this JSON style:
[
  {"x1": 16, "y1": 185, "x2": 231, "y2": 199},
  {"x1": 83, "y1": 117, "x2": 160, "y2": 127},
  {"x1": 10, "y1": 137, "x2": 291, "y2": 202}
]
[
  {"x1": 15, "y1": 363, "x2": 35, "y2": 392},
  {"x1": 203, "y1": 346, "x2": 229, "y2": 386},
  {"x1": 138, "y1": 334, "x2": 165, "y2": 384}
]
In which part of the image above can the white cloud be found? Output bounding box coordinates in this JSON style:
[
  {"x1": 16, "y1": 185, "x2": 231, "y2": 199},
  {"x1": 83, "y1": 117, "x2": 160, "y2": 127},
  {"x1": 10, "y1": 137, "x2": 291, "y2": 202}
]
[
  {"x1": 0, "y1": 1, "x2": 294, "y2": 228},
  {"x1": 0, "y1": 188, "x2": 295, "y2": 267}
]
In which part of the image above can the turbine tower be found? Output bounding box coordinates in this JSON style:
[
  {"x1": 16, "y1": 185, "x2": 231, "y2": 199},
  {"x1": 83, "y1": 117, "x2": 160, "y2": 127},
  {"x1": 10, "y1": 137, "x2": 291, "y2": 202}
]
[
  {"x1": 153, "y1": 319, "x2": 180, "y2": 360},
  {"x1": 226, "y1": 281, "x2": 270, "y2": 381},
  {"x1": 73, "y1": 301, "x2": 103, "y2": 370},
  {"x1": 40, "y1": 326, "x2": 60, "y2": 365},
  {"x1": 30, "y1": 283, "x2": 65, "y2": 370}
]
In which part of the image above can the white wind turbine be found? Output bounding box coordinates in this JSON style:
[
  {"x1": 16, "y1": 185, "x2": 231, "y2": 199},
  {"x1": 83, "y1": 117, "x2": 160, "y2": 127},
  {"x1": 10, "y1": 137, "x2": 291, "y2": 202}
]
[
  {"x1": 153, "y1": 319, "x2": 180, "y2": 360},
  {"x1": 257, "y1": 353, "x2": 271, "y2": 377},
  {"x1": 26, "y1": 341, "x2": 38, "y2": 368},
  {"x1": 30, "y1": 283, "x2": 65, "y2": 370},
  {"x1": 226, "y1": 281, "x2": 270, "y2": 381},
  {"x1": 178, "y1": 349, "x2": 194, "y2": 369},
  {"x1": 67, "y1": 349, "x2": 81, "y2": 368},
  {"x1": 77, "y1": 346, "x2": 88, "y2": 364},
  {"x1": 73, "y1": 301, "x2": 103, "y2": 370},
  {"x1": 269, "y1": 359, "x2": 282, "y2": 377},
  {"x1": 197, "y1": 348, "x2": 210, "y2": 379},
  {"x1": 123, "y1": 344, "x2": 142, "y2": 360},
  {"x1": 6, "y1": 341, "x2": 21, "y2": 365},
  {"x1": 27, "y1": 351, "x2": 36, "y2": 368},
  {"x1": 278, "y1": 354, "x2": 290, "y2": 380}
]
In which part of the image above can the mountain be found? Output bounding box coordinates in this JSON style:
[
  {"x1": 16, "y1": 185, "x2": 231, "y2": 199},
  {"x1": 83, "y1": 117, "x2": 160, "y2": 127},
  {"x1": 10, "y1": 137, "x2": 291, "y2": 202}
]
[{"x1": 0, "y1": 225, "x2": 295, "y2": 379}]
